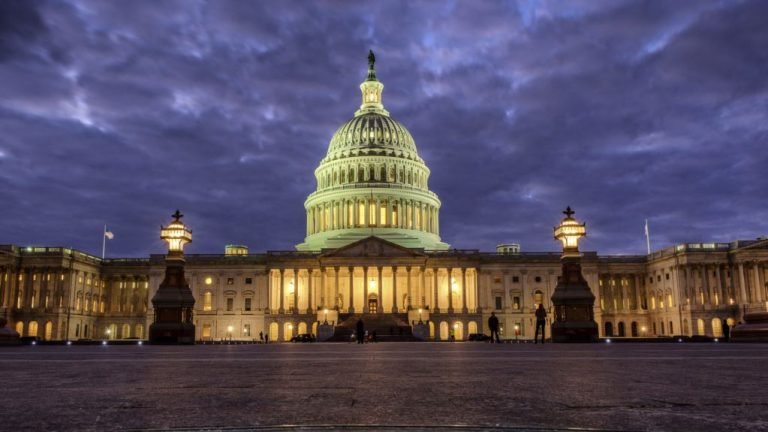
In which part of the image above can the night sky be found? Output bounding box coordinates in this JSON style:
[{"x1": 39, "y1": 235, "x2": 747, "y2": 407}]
[{"x1": 1, "y1": 1, "x2": 766, "y2": 257}]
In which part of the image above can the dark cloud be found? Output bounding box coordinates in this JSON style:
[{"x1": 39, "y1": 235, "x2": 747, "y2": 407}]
[{"x1": 0, "y1": 0, "x2": 766, "y2": 257}]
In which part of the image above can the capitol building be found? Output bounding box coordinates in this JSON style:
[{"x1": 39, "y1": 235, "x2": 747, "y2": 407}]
[{"x1": 1, "y1": 54, "x2": 767, "y2": 343}]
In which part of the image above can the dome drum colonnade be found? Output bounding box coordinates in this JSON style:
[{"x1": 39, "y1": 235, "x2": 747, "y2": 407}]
[{"x1": 297, "y1": 51, "x2": 448, "y2": 252}]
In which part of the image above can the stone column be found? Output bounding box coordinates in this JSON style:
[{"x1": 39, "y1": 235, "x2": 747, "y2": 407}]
[
  {"x1": 363, "y1": 266, "x2": 369, "y2": 312},
  {"x1": 335, "y1": 267, "x2": 340, "y2": 310},
  {"x1": 308, "y1": 269, "x2": 314, "y2": 314},
  {"x1": 714, "y1": 265, "x2": 723, "y2": 304},
  {"x1": 421, "y1": 267, "x2": 427, "y2": 308},
  {"x1": 754, "y1": 263, "x2": 764, "y2": 303},
  {"x1": 321, "y1": 268, "x2": 327, "y2": 308},
  {"x1": 432, "y1": 268, "x2": 439, "y2": 312},
  {"x1": 739, "y1": 263, "x2": 748, "y2": 305},
  {"x1": 278, "y1": 269, "x2": 285, "y2": 314},
  {"x1": 447, "y1": 267, "x2": 454, "y2": 313},
  {"x1": 348, "y1": 267, "x2": 355, "y2": 313},
  {"x1": 461, "y1": 267, "x2": 468, "y2": 313},
  {"x1": 377, "y1": 266, "x2": 383, "y2": 313},
  {"x1": 406, "y1": 267, "x2": 412, "y2": 309},
  {"x1": 702, "y1": 265, "x2": 711, "y2": 305},
  {"x1": 392, "y1": 266, "x2": 398, "y2": 313}
]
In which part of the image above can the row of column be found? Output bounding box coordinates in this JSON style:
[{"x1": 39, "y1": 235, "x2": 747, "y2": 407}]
[
  {"x1": 271, "y1": 266, "x2": 476, "y2": 314},
  {"x1": 599, "y1": 274, "x2": 644, "y2": 312},
  {"x1": 0, "y1": 266, "x2": 149, "y2": 316},
  {"x1": 675, "y1": 263, "x2": 766, "y2": 307},
  {"x1": 317, "y1": 164, "x2": 426, "y2": 190},
  {"x1": 306, "y1": 198, "x2": 439, "y2": 235}
]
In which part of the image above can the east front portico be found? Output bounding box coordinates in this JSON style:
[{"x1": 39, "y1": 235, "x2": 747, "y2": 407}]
[{"x1": 266, "y1": 236, "x2": 482, "y2": 341}]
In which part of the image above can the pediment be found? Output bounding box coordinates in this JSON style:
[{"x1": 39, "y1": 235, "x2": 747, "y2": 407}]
[{"x1": 320, "y1": 236, "x2": 425, "y2": 258}]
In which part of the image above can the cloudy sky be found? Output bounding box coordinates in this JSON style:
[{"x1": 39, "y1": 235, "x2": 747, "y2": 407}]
[{"x1": 1, "y1": 0, "x2": 766, "y2": 257}]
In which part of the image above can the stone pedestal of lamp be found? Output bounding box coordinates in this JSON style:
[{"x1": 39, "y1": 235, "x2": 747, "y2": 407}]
[{"x1": 149, "y1": 210, "x2": 196, "y2": 345}]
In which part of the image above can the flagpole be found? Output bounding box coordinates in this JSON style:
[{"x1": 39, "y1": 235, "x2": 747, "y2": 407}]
[
  {"x1": 102, "y1": 224, "x2": 107, "y2": 259},
  {"x1": 645, "y1": 219, "x2": 651, "y2": 255}
]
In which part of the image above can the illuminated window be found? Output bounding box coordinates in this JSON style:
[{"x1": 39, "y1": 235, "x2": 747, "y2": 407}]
[
  {"x1": 392, "y1": 205, "x2": 398, "y2": 226},
  {"x1": 358, "y1": 202, "x2": 365, "y2": 226},
  {"x1": 697, "y1": 318, "x2": 705, "y2": 335},
  {"x1": 243, "y1": 324, "x2": 251, "y2": 337},
  {"x1": 348, "y1": 204, "x2": 354, "y2": 226},
  {"x1": 513, "y1": 296, "x2": 520, "y2": 310},
  {"x1": 650, "y1": 297, "x2": 656, "y2": 309},
  {"x1": 533, "y1": 290, "x2": 544, "y2": 306},
  {"x1": 667, "y1": 294, "x2": 673, "y2": 307},
  {"x1": 495, "y1": 296, "x2": 502, "y2": 310},
  {"x1": 369, "y1": 202, "x2": 375, "y2": 225},
  {"x1": 227, "y1": 278, "x2": 234, "y2": 285},
  {"x1": 244, "y1": 298, "x2": 252, "y2": 312},
  {"x1": 414, "y1": 207, "x2": 420, "y2": 229},
  {"x1": 205, "y1": 277, "x2": 213, "y2": 285},
  {"x1": 28, "y1": 321, "x2": 38, "y2": 338},
  {"x1": 379, "y1": 202, "x2": 387, "y2": 226},
  {"x1": 203, "y1": 292, "x2": 212, "y2": 311}
]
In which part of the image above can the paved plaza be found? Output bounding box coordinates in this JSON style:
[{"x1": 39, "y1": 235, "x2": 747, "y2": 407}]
[{"x1": 2, "y1": 342, "x2": 767, "y2": 431}]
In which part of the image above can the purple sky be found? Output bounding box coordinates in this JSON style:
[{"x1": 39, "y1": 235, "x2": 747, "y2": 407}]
[{"x1": 1, "y1": 0, "x2": 767, "y2": 257}]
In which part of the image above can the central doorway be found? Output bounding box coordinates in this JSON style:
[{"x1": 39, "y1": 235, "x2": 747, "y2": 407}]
[{"x1": 368, "y1": 297, "x2": 378, "y2": 314}]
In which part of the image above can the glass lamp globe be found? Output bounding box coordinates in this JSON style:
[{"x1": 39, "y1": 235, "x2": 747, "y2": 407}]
[{"x1": 160, "y1": 210, "x2": 193, "y2": 254}]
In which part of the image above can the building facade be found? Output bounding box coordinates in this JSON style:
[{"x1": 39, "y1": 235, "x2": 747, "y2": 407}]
[{"x1": 2, "y1": 55, "x2": 767, "y2": 342}]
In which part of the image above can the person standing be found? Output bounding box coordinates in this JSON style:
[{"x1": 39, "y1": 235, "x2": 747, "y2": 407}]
[
  {"x1": 259, "y1": 331, "x2": 264, "y2": 344},
  {"x1": 356, "y1": 318, "x2": 365, "y2": 344},
  {"x1": 535, "y1": 304, "x2": 547, "y2": 344},
  {"x1": 488, "y1": 312, "x2": 500, "y2": 343},
  {"x1": 722, "y1": 319, "x2": 730, "y2": 342}
]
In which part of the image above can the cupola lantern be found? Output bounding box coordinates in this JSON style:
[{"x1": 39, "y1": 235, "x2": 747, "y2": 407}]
[{"x1": 554, "y1": 206, "x2": 586, "y2": 256}]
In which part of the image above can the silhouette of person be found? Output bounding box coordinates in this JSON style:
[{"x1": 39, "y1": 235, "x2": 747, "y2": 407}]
[
  {"x1": 488, "y1": 312, "x2": 500, "y2": 343},
  {"x1": 356, "y1": 318, "x2": 365, "y2": 344},
  {"x1": 535, "y1": 304, "x2": 547, "y2": 344},
  {"x1": 722, "y1": 319, "x2": 730, "y2": 342},
  {"x1": 259, "y1": 331, "x2": 264, "y2": 343}
]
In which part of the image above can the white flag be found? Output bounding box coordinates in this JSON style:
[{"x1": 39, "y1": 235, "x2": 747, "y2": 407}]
[
  {"x1": 644, "y1": 220, "x2": 649, "y2": 237},
  {"x1": 105, "y1": 230, "x2": 114, "y2": 240}
]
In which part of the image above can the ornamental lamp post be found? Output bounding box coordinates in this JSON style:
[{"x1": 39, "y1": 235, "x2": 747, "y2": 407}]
[
  {"x1": 149, "y1": 210, "x2": 196, "y2": 345},
  {"x1": 550, "y1": 207, "x2": 598, "y2": 343}
]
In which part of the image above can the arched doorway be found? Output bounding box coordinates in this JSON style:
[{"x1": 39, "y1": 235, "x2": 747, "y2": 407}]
[
  {"x1": 604, "y1": 321, "x2": 613, "y2": 337},
  {"x1": 269, "y1": 322, "x2": 279, "y2": 342},
  {"x1": 697, "y1": 319, "x2": 705, "y2": 336},
  {"x1": 683, "y1": 319, "x2": 689, "y2": 335},
  {"x1": 429, "y1": 321, "x2": 435, "y2": 339},
  {"x1": 15, "y1": 321, "x2": 23, "y2": 335},
  {"x1": 439, "y1": 321, "x2": 449, "y2": 341},
  {"x1": 28, "y1": 321, "x2": 38, "y2": 338},
  {"x1": 298, "y1": 322, "x2": 308, "y2": 335},
  {"x1": 453, "y1": 321, "x2": 464, "y2": 341},
  {"x1": 712, "y1": 318, "x2": 723, "y2": 337},
  {"x1": 122, "y1": 323, "x2": 131, "y2": 339},
  {"x1": 630, "y1": 321, "x2": 638, "y2": 337},
  {"x1": 617, "y1": 322, "x2": 625, "y2": 337},
  {"x1": 108, "y1": 323, "x2": 117, "y2": 340},
  {"x1": 135, "y1": 324, "x2": 144, "y2": 339},
  {"x1": 468, "y1": 321, "x2": 478, "y2": 335},
  {"x1": 283, "y1": 322, "x2": 294, "y2": 341},
  {"x1": 311, "y1": 322, "x2": 318, "y2": 336},
  {"x1": 44, "y1": 321, "x2": 53, "y2": 341}
]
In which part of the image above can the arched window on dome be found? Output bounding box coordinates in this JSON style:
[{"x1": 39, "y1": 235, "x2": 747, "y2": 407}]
[
  {"x1": 389, "y1": 166, "x2": 395, "y2": 182},
  {"x1": 333, "y1": 171, "x2": 338, "y2": 186},
  {"x1": 347, "y1": 201, "x2": 354, "y2": 228},
  {"x1": 341, "y1": 170, "x2": 346, "y2": 184},
  {"x1": 358, "y1": 166, "x2": 364, "y2": 183},
  {"x1": 380, "y1": 166, "x2": 386, "y2": 182},
  {"x1": 358, "y1": 201, "x2": 365, "y2": 226},
  {"x1": 415, "y1": 205, "x2": 421, "y2": 230}
]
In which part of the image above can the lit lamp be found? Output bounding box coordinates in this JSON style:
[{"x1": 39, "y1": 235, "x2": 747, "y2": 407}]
[
  {"x1": 554, "y1": 206, "x2": 586, "y2": 257},
  {"x1": 160, "y1": 210, "x2": 193, "y2": 257},
  {"x1": 550, "y1": 206, "x2": 598, "y2": 343},
  {"x1": 323, "y1": 308, "x2": 329, "y2": 324},
  {"x1": 418, "y1": 308, "x2": 423, "y2": 323},
  {"x1": 227, "y1": 325, "x2": 233, "y2": 342},
  {"x1": 105, "y1": 328, "x2": 111, "y2": 340},
  {"x1": 514, "y1": 324, "x2": 520, "y2": 342},
  {"x1": 149, "y1": 210, "x2": 196, "y2": 345}
]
